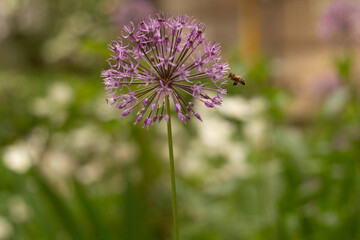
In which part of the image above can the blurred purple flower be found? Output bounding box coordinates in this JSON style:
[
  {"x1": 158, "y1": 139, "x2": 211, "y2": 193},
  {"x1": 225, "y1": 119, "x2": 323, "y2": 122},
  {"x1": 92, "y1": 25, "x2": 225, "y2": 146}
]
[
  {"x1": 310, "y1": 73, "x2": 342, "y2": 99},
  {"x1": 101, "y1": 14, "x2": 229, "y2": 129},
  {"x1": 111, "y1": 0, "x2": 155, "y2": 27},
  {"x1": 319, "y1": 0, "x2": 360, "y2": 44}
]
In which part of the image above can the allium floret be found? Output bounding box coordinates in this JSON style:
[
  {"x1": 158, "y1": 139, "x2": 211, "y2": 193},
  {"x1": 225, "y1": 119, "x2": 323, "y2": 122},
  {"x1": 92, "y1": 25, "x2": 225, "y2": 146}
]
[{"x1": 102, "y1": 13, "x2": 229, "y2": 128}]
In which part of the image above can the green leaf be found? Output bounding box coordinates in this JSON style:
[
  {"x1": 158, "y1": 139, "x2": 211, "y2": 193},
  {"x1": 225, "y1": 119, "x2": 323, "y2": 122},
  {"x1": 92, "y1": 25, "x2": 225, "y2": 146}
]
[{"x1": 33, "y1": 171, "x2": 86, "y2": 240}]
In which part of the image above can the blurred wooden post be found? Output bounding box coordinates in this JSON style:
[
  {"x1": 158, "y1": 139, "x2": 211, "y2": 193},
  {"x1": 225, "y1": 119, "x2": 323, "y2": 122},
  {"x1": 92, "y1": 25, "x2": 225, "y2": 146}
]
[{"x1": 238, "y1": 0, "x2": 262, "y2": 63}]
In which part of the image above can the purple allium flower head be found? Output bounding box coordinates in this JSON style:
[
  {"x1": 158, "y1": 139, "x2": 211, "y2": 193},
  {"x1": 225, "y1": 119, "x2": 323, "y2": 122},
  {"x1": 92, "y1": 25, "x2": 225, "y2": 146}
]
[
  {"x1": 318, "y1": 0, "x2": 360, "y2": 44},
  {"x1": 102, "y1": 14, "x2": 229, "y2": 128}
]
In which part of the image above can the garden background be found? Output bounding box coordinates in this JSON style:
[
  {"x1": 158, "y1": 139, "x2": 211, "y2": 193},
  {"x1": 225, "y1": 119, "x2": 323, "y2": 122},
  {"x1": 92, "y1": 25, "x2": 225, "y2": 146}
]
[{"x1": 0, "y1": 0, "x2": 359, "y2": 239}]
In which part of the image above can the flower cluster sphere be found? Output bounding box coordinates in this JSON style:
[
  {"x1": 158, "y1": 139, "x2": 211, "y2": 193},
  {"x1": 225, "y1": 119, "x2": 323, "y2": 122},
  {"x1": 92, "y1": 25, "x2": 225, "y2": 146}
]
[
  {"x1": 319, "y1": 0, "x2": 360, "y2": 44},
  {"x1": 101, "y1": 14, "x2": 229, "y2": 128}
]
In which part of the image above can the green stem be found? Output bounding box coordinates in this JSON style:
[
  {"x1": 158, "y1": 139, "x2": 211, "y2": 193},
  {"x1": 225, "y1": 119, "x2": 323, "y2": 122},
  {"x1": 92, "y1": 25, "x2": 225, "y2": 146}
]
[{"x1": 166, "y1": 98, "x2": 180, "y2": 240}]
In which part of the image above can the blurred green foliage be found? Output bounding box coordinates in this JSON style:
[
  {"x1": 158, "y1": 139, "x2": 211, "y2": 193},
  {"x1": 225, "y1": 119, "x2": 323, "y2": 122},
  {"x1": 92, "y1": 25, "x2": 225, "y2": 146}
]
[{"x1": 1, "y1": 0, "x2": 360, "y2": 240}]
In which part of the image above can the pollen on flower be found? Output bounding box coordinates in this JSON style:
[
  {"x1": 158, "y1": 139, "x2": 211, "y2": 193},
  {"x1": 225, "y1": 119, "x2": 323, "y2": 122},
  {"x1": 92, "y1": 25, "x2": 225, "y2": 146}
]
[{"x1": 101, "y1": 13, "x2": 230, "y2": 128}]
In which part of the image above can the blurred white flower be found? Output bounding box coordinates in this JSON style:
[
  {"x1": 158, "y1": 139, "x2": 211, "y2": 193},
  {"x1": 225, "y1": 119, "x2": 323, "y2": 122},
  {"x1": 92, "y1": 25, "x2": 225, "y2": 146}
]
[
  {"x1": 249, "y1": 97, "x2": 267, "y2": 115},
  {"x1": 111, "y1": 141, "x2": 139, "y2": 165},
  {"x1": 219, "y1": 96, "x2": 251, "y2": 120},
  {"x1": 66, "y1": 12, "x2": 92, "y2": 35},
  {"x1": 29, "y1": 127, "x2": 48, "y2": 147},
  {"x1": 179, "y1": 141, "x2": 210, "y2": 177},
  {"x1": 30, "y1": 82, "x2": 72, "y2": 126},
  {"x1": 178, "y1": 99, "x2": 253, "y2": 183},
  {"x1": 2, "y1": 127, "x2": 47, "y2": 174},
  {"x1": 243, "y1": 118, "x2": 268, "y2": 147},
  {"x1": 3, "y1": 142, "x2": 35, "y2": 174},
  {"x1": 9, "y1": 196, "x2": 30, "y2": 223},
  {"x1": 41, "y1": 149, "x2": 75, "y2": 181},
  {"x1": 70, "y1": 124, "x2": 110, "y2": 153},
  {"x1": 223, "y1": 142, "x2": 248, "y2": 170},
  {"x1": 195, "y1": 100, "x2": 236, "y2": 148},
  {"x1": 197, "y1": 117, "x2": 235, "y2": 149},
  {"x1": 0, "y1": 0, "x2": 20, "y2": 40},
  {"x1": 76, "y1": 161, "x2": 104, "y2": 185},
  {"x1": 31, "y1": 98, "x2": 69, "y2": 125},
  {"x1": 180, "y1": 117, "x2": 250, "y2": 185},
  {"x1": 0, "y1": 0, "x2": 19, "y2": 15},
  {"x1": 48, "y1": 82, "x2": 73, "y2": 106},
  {"x1": 42, "y1": 32, "x2": 79, "y2": 63},
  {"x1": 31, "y1": 97, "x2": 53, "y2": 117},
  {"x1": 16, "y1": 0, "x2": 48, "y2": 34},
  {"x1": 321, "y1": 212, "x2": 339, "y2": 227},
  {"x1": 0, "y1": 216, "x2": 13, "y2": 240},
  {"x1": 206, "y1": 142, "x2": 249, "y2": 187},
  {"x1": 219, "y1": 96, "x2": 266, "y2": 121}
]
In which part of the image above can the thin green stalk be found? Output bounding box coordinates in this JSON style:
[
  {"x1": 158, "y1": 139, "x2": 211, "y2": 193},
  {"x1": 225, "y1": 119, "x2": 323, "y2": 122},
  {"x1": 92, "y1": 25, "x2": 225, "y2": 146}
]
[{"x1": 166, "y1": 98, "x2": 180, "y2": 240}]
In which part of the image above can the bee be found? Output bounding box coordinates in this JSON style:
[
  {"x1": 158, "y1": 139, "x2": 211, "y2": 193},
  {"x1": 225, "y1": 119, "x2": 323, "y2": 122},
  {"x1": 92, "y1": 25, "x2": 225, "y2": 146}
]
[{"x1": 228, "y1": 73, "x2": 245, "y2": 86}]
